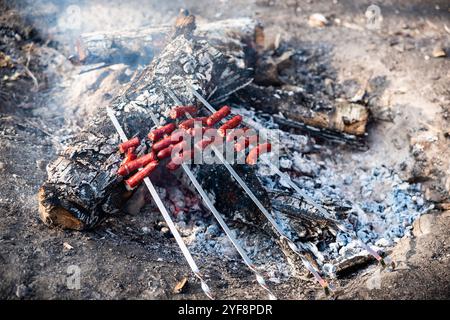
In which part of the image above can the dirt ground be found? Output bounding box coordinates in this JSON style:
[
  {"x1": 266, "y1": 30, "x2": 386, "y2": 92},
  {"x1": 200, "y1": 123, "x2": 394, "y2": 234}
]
[{"x1": 0, "y1": 0, "x2": 449, "y2": 299}]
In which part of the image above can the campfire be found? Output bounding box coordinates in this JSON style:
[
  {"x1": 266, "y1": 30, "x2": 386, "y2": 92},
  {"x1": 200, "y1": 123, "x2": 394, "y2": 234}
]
[
  {"x1": 1, "y1": 0, "x2": 449, "y2": 301},
  {"x1": 36, "y1": 10, "x2": 407, "y2": 299}
]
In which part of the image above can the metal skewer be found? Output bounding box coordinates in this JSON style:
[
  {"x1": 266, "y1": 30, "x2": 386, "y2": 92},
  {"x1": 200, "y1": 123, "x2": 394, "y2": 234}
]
[
  {"x1": 149, "y1": 103, "x2": 277, "y2": 299},
  {"x1": 185, "y1": 82, "x2": 392, "y2": 269},
  {"x1": 167, "y1": 87, "x2": 333, "y2": 294},
  {"x1": 106, "y1": 107, "x2": 214, "y2": 300}
]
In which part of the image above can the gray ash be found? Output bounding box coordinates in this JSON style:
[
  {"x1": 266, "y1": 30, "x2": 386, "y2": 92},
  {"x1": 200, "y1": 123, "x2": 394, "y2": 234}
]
[{"x1": 168, "y1": 108, "x2": 431, "y2": 281}]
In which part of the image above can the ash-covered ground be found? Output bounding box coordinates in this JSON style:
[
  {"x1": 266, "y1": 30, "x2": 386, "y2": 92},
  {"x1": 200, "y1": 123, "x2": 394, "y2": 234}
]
[
  {"x1": 1, "y1": 0, "x2": 449, "y2": 299},
  {"x1": 163, "y1": 108, "x2": 434, "y2": 284}
]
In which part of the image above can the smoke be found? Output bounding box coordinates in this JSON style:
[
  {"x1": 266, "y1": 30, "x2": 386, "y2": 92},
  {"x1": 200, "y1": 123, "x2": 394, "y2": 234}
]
[
  {"x1": 3, "y1": 0, "x2": 186, "y2": 136},
  {"x1": 15, "y1": 0, "x2": 179, "y2": 54}
]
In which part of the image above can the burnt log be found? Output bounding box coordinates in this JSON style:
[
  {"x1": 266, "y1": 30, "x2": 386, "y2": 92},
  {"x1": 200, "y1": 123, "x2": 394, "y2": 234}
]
[
  {"x1": 234, "y1": 83, "x2": 369, "y2": 137},
  {"x1": 75, "y1": 18, "x2": 258, "y2": 67},
  {"x1": 76, "y1": 20, "x2": 369, "y2": 139},
  {"x1": 272, "y1": 115, "x2": 368, "y2": 150},
  {"x1": 38, "y1": 13, "x2": 263, "y2": 230}
]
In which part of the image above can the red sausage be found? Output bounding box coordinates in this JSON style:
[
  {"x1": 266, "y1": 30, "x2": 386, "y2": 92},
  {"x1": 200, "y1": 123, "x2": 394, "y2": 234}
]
[
  {"x1": 246, "y1": 143, "x2": 272, "y2": 165},
  {"x1": 218, "y1": 115, "x2": 242, "y2": 137},
  {"x1": 234, "y1": 134, "x2": 258, "y2": 152},
  {"x1": 195, "y1": 138, "x2": 213, "y2": 150},
  {"x1": 206, "y1": 106, "x2": 231, "y2": 126},
  {"x1": 186, "y1": 126, "x2": 207, "y2": 137},
  {"x1": 156, "y1": 145, "x2": 174, "y2": 160},
  {"x1": 225, "y1": 127, "x2": 249, "y2": 143},
  {"x1": 169, "y1": 106, "x2": 198, "y2": 119},
  {"x1": 125, "y1": 160, "x2": 159, "y2": 190},
  {"x1": 120, "y1": 147, "x2": 137, "y2": 166},
  {"x1": 194, "y1": 127, "x2": 222, "y2": 150},
  {"x1": 166, "y1": 150, "x2": 193, "y2": 171},
  {"x1": 119, "y1": 137, "x2": 140, "y2": 153},
  {"x1": 147, "y1": 123, "x2": 176, "y2": 141},
  {"x1": 152, "y1": 132, "x2": 184, "y2": 152},
  {"x1": 179, "y1": 117, "x2": 208, "y2": 130},
  {"x1": 157, "y1": 140, "x2": 188, "y2": 160},
  {"x1": 117, "y1": 152, "x2": 156, "y2": 176}
]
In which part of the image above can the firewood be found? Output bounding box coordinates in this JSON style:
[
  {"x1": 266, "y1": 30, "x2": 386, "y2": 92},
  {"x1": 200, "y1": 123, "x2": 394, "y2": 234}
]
[
  {"x1": 75, "y1": 18, "x2": 259, "y2": 66},
  {"x1": 77, "y1": 20, "x2": 370, "y2": 139},
  {"x1": 272, "y1": 115, "x2": 368, "y2": 150},
  {"x1": 38, "y1": 13, "x2": 262, "y2": 230},
  {"x1": 234, "y1": 83, "x2": 369, "y2": 137}
]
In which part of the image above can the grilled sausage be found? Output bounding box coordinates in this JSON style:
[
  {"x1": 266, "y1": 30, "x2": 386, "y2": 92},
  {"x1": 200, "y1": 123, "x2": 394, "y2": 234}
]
[
  {"x1": 169, "y1": 105, "x2": 198, "y2": 119},
  {"x1": 234, "y1": 134, "x2": 258, "y2": 152},
  {"x1": 119, "y1": 137, "x2": 140, "y2": 153},
  {"x1": 218, "y1": 115, "x2": 242, "y2": 137},
  {"x1": 125, "y1": 160, "x2": 159, "y2": 189},
  {"x1": 246, "y1": 143, "x2": 272, "y2": 165},
  {"x1": 151, "y1": 130, "x2": 187, "y2": 152},
  {"x1": 206, "y1": 105, "x2": 231, "y2": 126},
  {"x1": 157, "y1": 140, "x2": 188, "y2": 160},
  {"x1": 120, "y1": 147, "x2": 137, "y2": 166},
  {"x1": 147, "y1": 123, "x2": 176, "y2": 141},
  {"x1": 179, "y1": 117, "x2": 208, "y2": 130},
  {"x1": 117, "y1": 152, "x2": 156, "y2": 176}
]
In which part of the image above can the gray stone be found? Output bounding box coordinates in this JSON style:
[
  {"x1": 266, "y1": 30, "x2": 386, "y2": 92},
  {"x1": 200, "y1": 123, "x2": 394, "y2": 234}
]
[
  {"x1": 206, "y1": 224, "x2": 221, "y2": 237},
  {"x1": 343, "y1": 175, "x2": 353, "y2": 185},
  {"x1": 15, "y1": 284, "x2": 30, "y2": 299}
]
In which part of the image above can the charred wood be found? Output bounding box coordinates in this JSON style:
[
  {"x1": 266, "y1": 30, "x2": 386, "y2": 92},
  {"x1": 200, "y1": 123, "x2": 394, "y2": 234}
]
[
  {"x1": 272, "y1": 114, "x2": 368, "y2": 150},
  {"x1": 233, "y1": 83, "x2": 369, "y2": 137},
  {"x1": 76, "y1": 19, "x2": 370, "y2": 141},
  {"x1": 75, "y1": 18, "x2": 259, "y2": 68},
  {"x1": 39, "y1": 13, "x2": 262, "y2": 230}
]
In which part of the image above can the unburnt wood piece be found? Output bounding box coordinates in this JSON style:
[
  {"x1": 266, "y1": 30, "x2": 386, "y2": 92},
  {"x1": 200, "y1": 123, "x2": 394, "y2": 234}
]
[
  {"x1": 335, "y1": 254, "x2": 375, "y2": 277},
  {"x1": 234, "y1": 83, "x2": 369, "y2": 137},
  {"x1": 39, "y1": 13, "x2": 262, "y2": 230},
  {"x1": 272, "y1": 115, "x2": 368, "y2": 150}
]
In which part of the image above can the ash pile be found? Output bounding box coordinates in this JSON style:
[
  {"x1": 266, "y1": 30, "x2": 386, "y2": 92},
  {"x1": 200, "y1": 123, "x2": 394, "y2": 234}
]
[{"x1": 164, "y1": 108, "x2": 432, "y2": 281}]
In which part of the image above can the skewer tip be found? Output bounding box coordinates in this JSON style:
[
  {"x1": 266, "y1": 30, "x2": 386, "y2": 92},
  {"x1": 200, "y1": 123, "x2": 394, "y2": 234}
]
[
  {"x1": 255, "y1": 274, "x2": 277, "y2": 300},
  {"x1": 201, "y1": 281, "x2": 214, "y2": 300}
]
